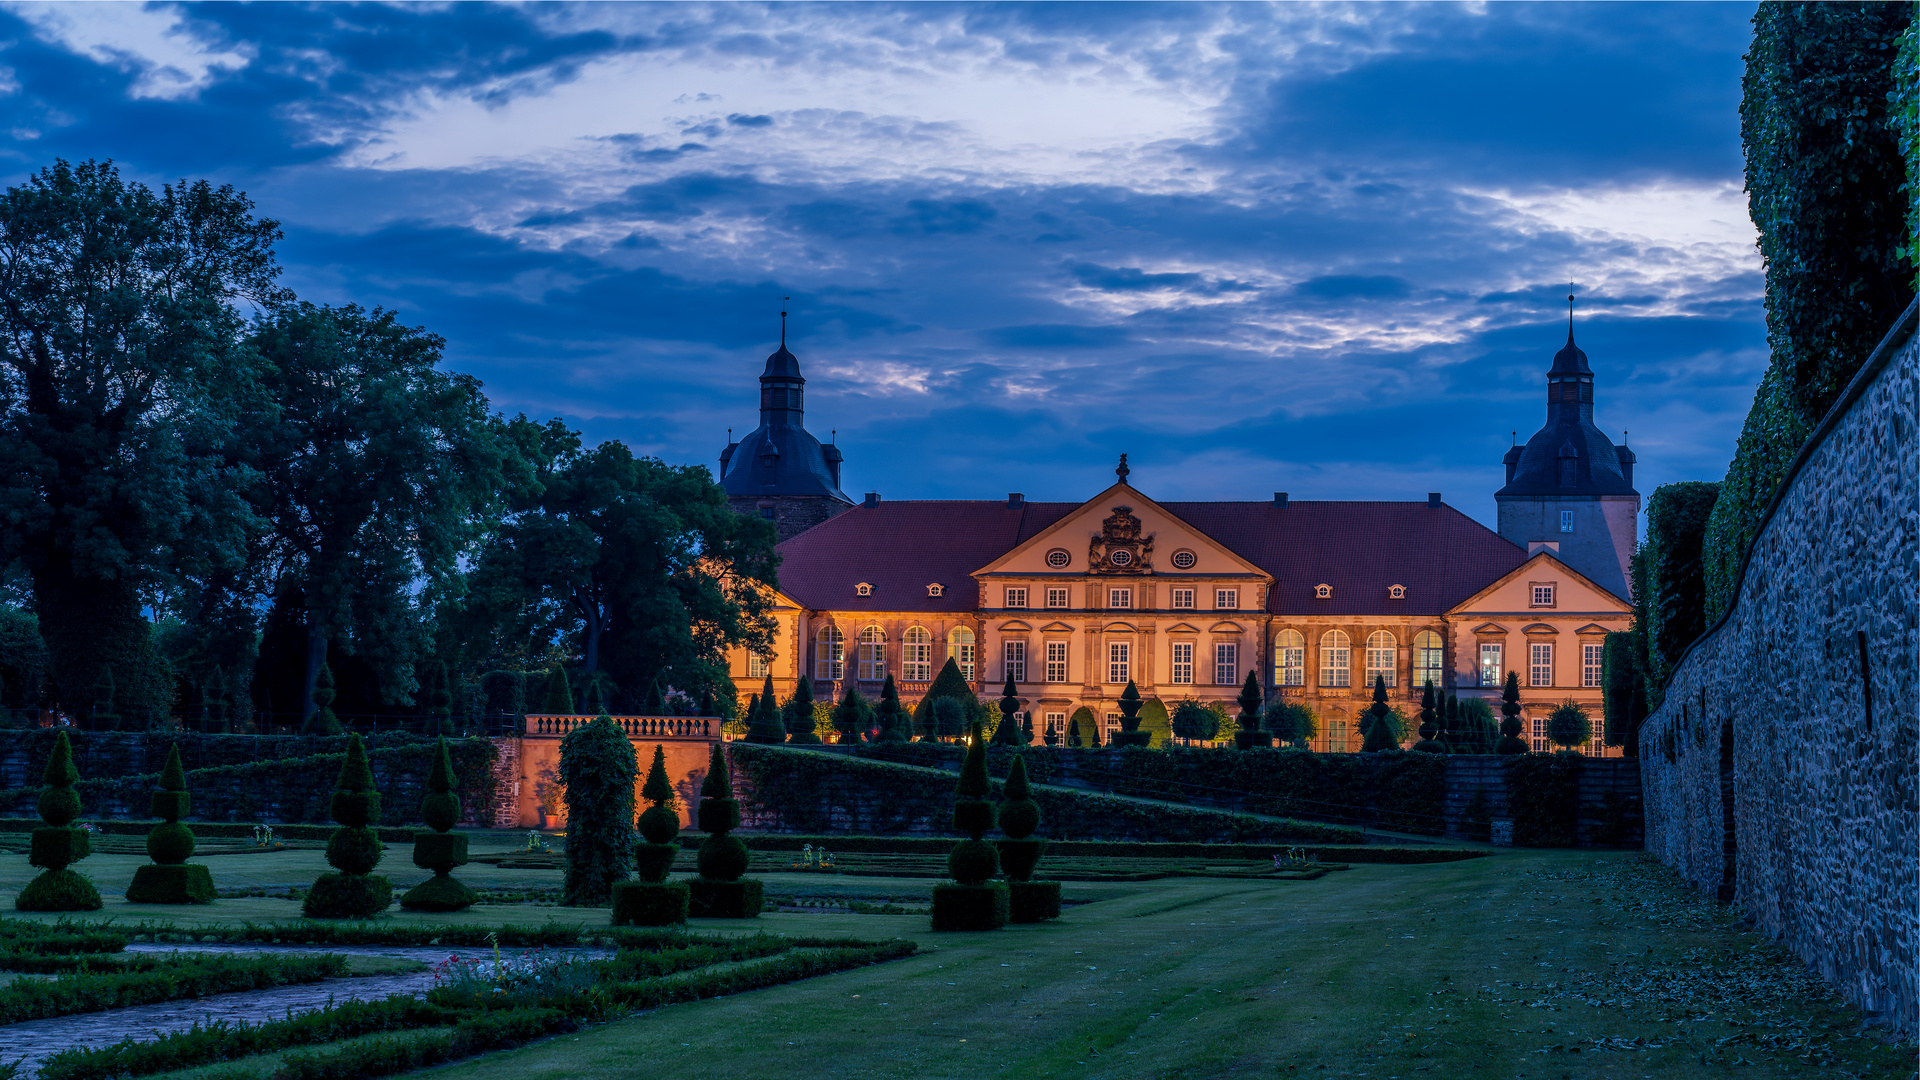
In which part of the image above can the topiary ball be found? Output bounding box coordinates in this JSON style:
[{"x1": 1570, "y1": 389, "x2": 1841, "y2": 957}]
[
  {"x1": 16, "y1": 868, "x2": 102, "y2": 912},
  {"x1": 696, "y1": 833, "x2": 749, "y2": 881},
  {"x1": 948, "y1": 838, "x2": 999, "y2": 886},
  {"x1": 147, "y1": 822, "x2": 195, "y2": 865},
  {"x1": 638, "y1": 804, "x2": 681, "y2": 845},
  {"x1": 952, "y1": 799, "x2": 995, "y2": 840},
  {"x1": 998, "y1": 799, "x2": 1039, "y2": 840},
  {"x1": 38, "y1": 786, "x2": 81, "y2": 827},
  {"x1": 326, "y1": 826, "x2": 383, "y2": 875},
  {"x1": 331, "y1": 790, "x2": 380, "y2": 829},
  {"x1": 421, "y1": 790, "x2": 460, "y2": 833}
]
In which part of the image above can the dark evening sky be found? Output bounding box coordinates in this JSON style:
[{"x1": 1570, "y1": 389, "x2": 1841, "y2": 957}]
[{"x1": 0, "y1": 2, "x2": 1764, "y2": 527}]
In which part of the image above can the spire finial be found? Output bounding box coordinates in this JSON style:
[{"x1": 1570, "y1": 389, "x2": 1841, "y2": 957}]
[
  {"x1": 1116, "y1": 453, "x2": 1130, "y2": 483},
  {"x1": 780, "y1": 296, "x2": 789, "y2": 347},
  {"x1": 1567, "y1": 289, "x2": 1575, "y2": 337}
]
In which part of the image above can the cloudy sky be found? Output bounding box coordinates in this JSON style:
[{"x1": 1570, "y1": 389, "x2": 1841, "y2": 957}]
[{"x1": 0, "y1": 1, "x2": 1764, "y2": 527}]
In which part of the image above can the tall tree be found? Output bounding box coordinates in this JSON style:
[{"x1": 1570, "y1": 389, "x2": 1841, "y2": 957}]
[{"x1": 0, "y1": 160, "x2": 281, "y2": 721}]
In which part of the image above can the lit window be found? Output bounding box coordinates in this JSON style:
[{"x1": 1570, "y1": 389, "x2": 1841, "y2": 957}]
[
  {"x1": 1109, "y1": 588, "x2": 1132, "y2": 609},
  {"x1": 1320, "y1": 630, "x2": 1350, "y2": 687},
  {"x1": 1105, "y1": 712, "x2": 1122, "y2": 736},
  {"x1": 1315, "y1": 583, "x2": 1333, "y2": 599},
  {"x1": 748, "y1": 652, "x2": 772, "y2": 679},
  {"x1": 1413, "y1": 630, "x2": 1443, "y2": 691},
  {"x1": 1170, "y1": 641, "x2": 1193, "y2": 684},
  {"x1": 1215, "y1": 588, "x2": 1238, "y2": 609},
  {"x1": 815, "y1": 626, "x2": 844, "y2": 681},
  {"x1": 903, "y1": 626, "x2": 932, "y2": 681},
  {"x1": 1045, "y1": 587, "x2": 1069, "y2": 608},
  {"x1": 947, "y1": 627, "x2": 975, "y2": 681},
  {"x1": 1275, "y1": 629, "x2": 1305, "y2": 687},
  {"x1": 858, "y1": 626, "x2": 888, "y2": 681},
  {"x1": 1531, "y1": 715, "x2": 1548, "y2": 752},
  {"x1": 1170, "y1": 549, "x2": 1197, "y2": 569},
  {"x1": 1530, "y1": 642, "x2": 1554, "y2": 687},
  {"x1": 1045, "y1": 641, "x2": 1068, "y2": 683},
  {"x1": 855, "y1": 582, "x2": 872, "y2": 597},
  {"x1": 1531, "y1": 584, "x2": 1555, "y2": 607},
  {"x1": 926, "y1": 583, "x2": 945, "y2": 597},
  {"x1": 1004, "y1": 640, "x2": 1026, "y2": 683},
  {"x1": 1005, "y1": 587, "x2": 1028, "y2": 608},
  {"x1": 1107, "y1": 641, "x2": 1130, "y2": 684},
  {"x1": 1559, "y1": 509, "x2": 1574, "y2": 534},
  {"x1": 1582, "y1": 642, "x2": 1604, "y2": 688},
  {"x1": 1171, "y1": 588, "x2": 1195, "y2": 609},
  {"x1": 1365, "y1": 631, "x2": 1396, "y2": 688},
  {"x1": 1389, "y1": 584, "x2": 1406, "y2": 600},
  {"x1": 1479, "y1": 643, "x2": 1503, "y2": 687},
  {"x1": 1214, "y1": 642, "x2": 1238, "y2": 686},
  {"x1": 1589, "y1": 714, "x2": 1605, "y2": 753},
  {"x1": 1044, "y1": 711, "x2": 1066, "y2": 737}
]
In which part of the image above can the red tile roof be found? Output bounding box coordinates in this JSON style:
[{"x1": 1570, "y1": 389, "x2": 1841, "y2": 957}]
[{"x1": 774, "y1": 498, "x2": 1527, "y2": 616}]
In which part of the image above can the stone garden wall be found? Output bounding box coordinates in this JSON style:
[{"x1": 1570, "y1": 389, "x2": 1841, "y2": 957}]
[{"x1": 1639, "y1": 300, "x2": 1918, "y2": 1033}]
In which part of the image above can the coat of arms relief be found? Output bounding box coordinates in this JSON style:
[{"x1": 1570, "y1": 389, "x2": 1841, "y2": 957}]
[{"x1": 1088, "y1": 506, "x2": 1154, "y2": 574}]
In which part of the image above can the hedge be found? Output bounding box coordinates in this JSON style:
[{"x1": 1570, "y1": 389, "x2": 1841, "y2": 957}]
[
  {"x1": 729, "y1": 744, "x2": 1363, "y2": 844},
  {"x1": 723, "y1": 834, "x2": 1483, "y2": 864},
  {"x1": 0, "y1": 953, "x2": 346, "y2": 1024},
  {"x1": 1638, "y1": 482, "x2": 1719, "y2": 709}
]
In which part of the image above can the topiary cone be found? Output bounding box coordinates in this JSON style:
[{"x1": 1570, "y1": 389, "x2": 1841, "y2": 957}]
[
  {"x1": 305, "y1": 733, "x2": 392, "y2": 917},
  {"x1": 688, "y1": 740, "x2": 759, "y2": 918},
  {"x1": 127, "y1": 744, "x2": 214, "y2": 904},
  {"x1": 636, "y1": 744, "x2": 682, "y2": 880},
  {"x1": 995, "y1": 753, "x2": 1045, "y2": 880},
  {"x1": 948, "y1": 721, "x2": 998, "y2": 883},
  {"x1": 402, "y1": 737, "x2": 475, "y2": 912},
  {"x1": 18, "y1": 730, "x2": 101, "y2": 911}
]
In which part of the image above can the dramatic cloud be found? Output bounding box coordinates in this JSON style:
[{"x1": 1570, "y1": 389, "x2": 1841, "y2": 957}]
[{"x1": 0, "y1": 1, "x2": 1764, "y2": 525}]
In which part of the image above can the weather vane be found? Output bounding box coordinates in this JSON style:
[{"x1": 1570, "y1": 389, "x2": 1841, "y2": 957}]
[{"x1": 780, "y1": 296, "x2": 790, "y2": 346}]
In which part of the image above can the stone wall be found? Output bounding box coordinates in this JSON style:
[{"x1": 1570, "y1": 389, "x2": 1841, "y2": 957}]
[{"x1": 1639, "y1": 301, "x2": 1918, "y2": 1033}]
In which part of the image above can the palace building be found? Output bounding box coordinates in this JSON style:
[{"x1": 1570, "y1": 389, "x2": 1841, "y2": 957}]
[{"x1": 722, "y1": 324, "x2": 1639, "y2": 754}]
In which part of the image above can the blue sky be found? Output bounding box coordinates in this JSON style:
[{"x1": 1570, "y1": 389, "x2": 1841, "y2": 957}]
[{"x1": 0, "y1": 2, "x2": 1765, "y2": 527}]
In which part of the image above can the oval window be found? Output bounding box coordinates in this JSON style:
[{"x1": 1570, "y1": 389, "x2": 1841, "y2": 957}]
[
  {"x1": 1108, "y1": 548, "x2": 1133, "y2": 567},
  {"x1": 1170, "y1": 549, "x2": 1196, "y2": 570},
  {"x1": 1045, "y1": 549, "x2": 1071, "y2": 569}
]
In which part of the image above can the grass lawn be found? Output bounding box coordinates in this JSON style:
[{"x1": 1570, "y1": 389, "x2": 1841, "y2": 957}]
[{"x1": 2, "y1": 838, "x2": 1910, "y2": 1079}]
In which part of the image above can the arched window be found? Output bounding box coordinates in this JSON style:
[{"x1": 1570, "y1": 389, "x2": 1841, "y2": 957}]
[
  {"x1": 858, "y1": 626, "x2": 888, "y2": 681},
  {"x1": 1366, "y1": 631, "x2": 1396, "y2": 688},
  {"x1": 815, "y1": 626, "x2": 844, "y2": 682},
  {"x1": 1274, "y1": 630, "x2": 1305, "y2": 687},
  {"x1": 947, "y1": 627, "x2": 975, "y2": 681},
  {"x1": 903, "y1": 626, "x2": 932, "y2": 681},
  {"x1": 1413, "y1": 630, "x2": 1443, "y2": 691},
  {"x1": 1319, "y1": 630, "x2": 1350, "y2": 687}
]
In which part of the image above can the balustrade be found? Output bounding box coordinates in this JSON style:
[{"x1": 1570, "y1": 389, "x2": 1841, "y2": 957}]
[{"x1": 523, "y1": 714, "x2": 716, "y2": 738}]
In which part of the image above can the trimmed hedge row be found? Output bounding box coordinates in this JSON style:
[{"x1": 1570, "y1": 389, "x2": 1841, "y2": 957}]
[
  {"x1": 0, "y1": 953, "x2": 347, "y2": 1024},
  {"x1": 730, "y1": 744, "x2": 1363, "y2": 844},
  {"x1": 849, "y1": 743, "x2": 1449, "y2": 834},
  {"x1": 724, "y1": 833, "x2": 1480, "y2": 863}
]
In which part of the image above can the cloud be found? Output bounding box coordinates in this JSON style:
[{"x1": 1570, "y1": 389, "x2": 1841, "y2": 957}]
[{"x1": 6, "y1": 1, "x2": 252, "y2": 99}]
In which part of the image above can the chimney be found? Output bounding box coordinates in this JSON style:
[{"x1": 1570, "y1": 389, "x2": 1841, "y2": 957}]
[
  {"x1": 863, "y1": 492, "x2": 880, "y2": 509},
  {"x1": 1272, "y1": 492, "x2": 1289, "y2": 509},
  {"x1": 1007, "y1": 492, "x2": 1025, "y2": 508},
  {"x1": 1427, "y1": 492, "x2": 1442, "y2": 508}
]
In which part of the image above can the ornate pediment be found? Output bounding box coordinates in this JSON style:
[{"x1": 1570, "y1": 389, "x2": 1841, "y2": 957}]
[{"x1": 1088, "y1": 505, "x2": 1154, "y2": 575}]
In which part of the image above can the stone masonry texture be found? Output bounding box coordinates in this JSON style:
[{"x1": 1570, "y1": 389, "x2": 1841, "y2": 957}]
[{"x1": 1639, "y1": 305, "x2": 1918, "y2": 1034}]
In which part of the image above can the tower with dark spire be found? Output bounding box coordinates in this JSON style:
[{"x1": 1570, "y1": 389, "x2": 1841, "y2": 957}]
[
  {"x1": 720, "y1": 302, "x2": 853, "y2": 541},
  {"x1": 1495, "y1": 296, "x2": 1639, "y2": 599}
]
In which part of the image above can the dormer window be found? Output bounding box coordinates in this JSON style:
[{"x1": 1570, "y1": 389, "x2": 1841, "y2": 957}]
[
  {"x1": 1388, "y1": 584, "x2": 1406, "y2": 600},
  {"x1": 855, "y1": 582, "x2": 873, "y2": 597},
  {"x1": 1314, "y1": 584, "x2": 1333, "y2": 599},
  {"x1": 926, "y1": 583, "x2": 945, "y2": 597}
]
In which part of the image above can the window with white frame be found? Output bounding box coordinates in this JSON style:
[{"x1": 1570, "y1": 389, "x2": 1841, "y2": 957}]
[
  {"x1": 1320, "y1": 630, "x2": 1350, "y2": 687},
  {"x1": 1588, "y1": 714, "x2": 1605, "y2": 753},
  {"x1": 1582, "y1": 642, "x2": 1604, "y2": 688},
  {"x1": 1171, "y1": 588, "x2": 1195, "y2": 609},
  {"x1": 1559, "y1": 509, "x2": 1574, "y2": 533},
  {"x1": 858, "y1": 626, "x2": 888, "y2": 681},
  {"x1": 1365, "y1": 631, "x2": 1396, "y2": 688},
  {"x1": 1044, "y1": 640, "x2": 1068, "y2": 682},
  {"x1": 1275, "y1": 629, "x2": 1305, "y2": 686},
  {"x1": 1108, "y1": 587, "x2": 1132, "y2": 609},
  {"x1": 1170, "y1": 640, "x2": 1194, "y2": 684},
  {"x1": 1214, "y1": 642, "x2": 1238, "y2": 685},
  {"x1": 947, "y1": 627, "x2": 975, "y2": 681},
  {"x1": 815, "y1": 626, "x2": 844, "y2": 682},
  {"x1": 1107, "y1": 641, "x2": 1130, "y2": 683},
  {"x1": 1215, "y1": 588, "x2": 1238, "y2": 609},
  {"x1": 1530, "y1": 714, "x2": 1548, "y2": 752},
  {"x1": 1479, "y1": 643, "x2": 1503, "y2": 687},
  {"x1": 1105, "y1": 712, "x2": 1121, "y2": 737},
  {"x1": 903, "y1": 626, "x2": 932, "y2": 681},
  {"x1": 1045, "y1": 587, "x2": 1069, "y2": 609},
  {"x1": 748, "y1": 652, "x2": 772, "y2": 679},
  {"x1": 1004, "y1": 640, "x2": 1026, "y2": 683},
  {"x1": 1531, "y1": 583, "x2": 1555, "y2": 607},
  {"x1": 1529, "y1": 642, "x2": 1554, "y2": 687},
  {"x1": 1044, "y1": 711, "x2": 1066, "y2": 739},
  {"x1": 1005, "y1": 587, "x2": 1028, "y2": 608},
  {"x1": 1413, "y1": 630, "x2": 1443, "y2": 692}
]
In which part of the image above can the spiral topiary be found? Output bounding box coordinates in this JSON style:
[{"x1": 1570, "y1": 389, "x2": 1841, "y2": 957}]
[
  {"x1": 686, "y1": 741, "x2": 760, "y2": 917},
  {"x1": 931, "y1": 721, "x2": 1008, "y2": 930},
  {"x1": 613, "y1": 744, "x2": 690, "y2": 925},
  {"x1": 302, "y1": 662, "x2": 345, "y2": 736},
  {"x1": 125, "y1": 744, "x2": 214, "y2": 904},
  {"x1": 304, "y1": 734, "x2": 392, "y2": 917},
  {"x1": 996, "y1": 753, "x2": 1061, "y2": 922},
  {"x1": 17, "y1": 730, "x2": 101, "y2": 911},
  {"x1": 401, "y1": 738, "x2": 477, "y2": 911}
]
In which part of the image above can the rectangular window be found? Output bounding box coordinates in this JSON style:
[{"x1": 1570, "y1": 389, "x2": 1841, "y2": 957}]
[
  {"x1": 817, "y1": 638, "x2": 843, "y2": 682},
  {"x1": 1005, "y1": 587, "x2": 1028, "y2": 608},
  {"x1": 1215, "y1": 588, "x2": 1238, "y2": 610},
  {"x1": 747, "y1": 652, "x2": 771, "y2": 679},
  {"x1": 1045, "y1": 641, "x2": 1068, "y2": 683},
  {"x1": 1171, "y1": 588, "x2": 1195, "y2": 609},
  {"x1": 1365, "y1": 641, "x2": 1395, "y2": 688},
  {"x1": 1277, "y1": 645, "x2": 1304, "y2": 686},
  {"x1": 1531, "y1": 583, "x2": 1555, "y2": 607},
  {"x1": 1531, "y1": 715, "x2": 1548, "y2": 753},
  {"x1": 1530, "y1": 642, "x2": 1554, "y2": 687},
  {"x1": 951, "y1": 640, "x2": 974, "y2": 682},
  {"x1": 1045, "y1": 587, "x2": 1070, "y2": 609},
  {"x1": 1107, "y1": 641, "x2": 1130, "y2": 684},
  {"x1": 1589, "y1": 714, "x2": 1605, "y2": 754},
  {"x1": 1479, "y1": 643, "x2": 1502, "y2": 687},
  {"x1": 1170, "y1": 641, "x2": 1193, "y2": 684},
  {"x1": 1044, "y1": 711, "x2": 1065, "y2": 738},
  {"x1": 1108, "y1": 588, "x2": 1132, "y2": 609},
  {"x1": 903, "y1": 640, "x2": 931, "y2": 682},
  {"x1": 1214, "y1": 642, "x2": 1238, "y2": 686},
  {"x1": 1105, "y1": 712, "x2": 1121, "y2": 738},
  {"x1": 1582, "y1": 643, "x2": 1604, "y2": 688},
  {"x1": 1004, "y1": 640, "x2": 1026, "y2": 684},
  {"x1": 1559, "y1": 509, "x2": 1574, "y2": 533},
  {"x1": 1321, "y1": 642, "x2": 1350, "y2": 687}
]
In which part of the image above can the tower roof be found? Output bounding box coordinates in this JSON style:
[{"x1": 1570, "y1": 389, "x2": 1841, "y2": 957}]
[
  {"x1": 1496, "y1": 321, "x2": 1635, "y2": 499},
  {"x1": 761, "y1": 343, "x2": 802, "y2": 380},
  {"x1": 1548, "y1": 330, "x2": 1591, "y2": 376}
]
